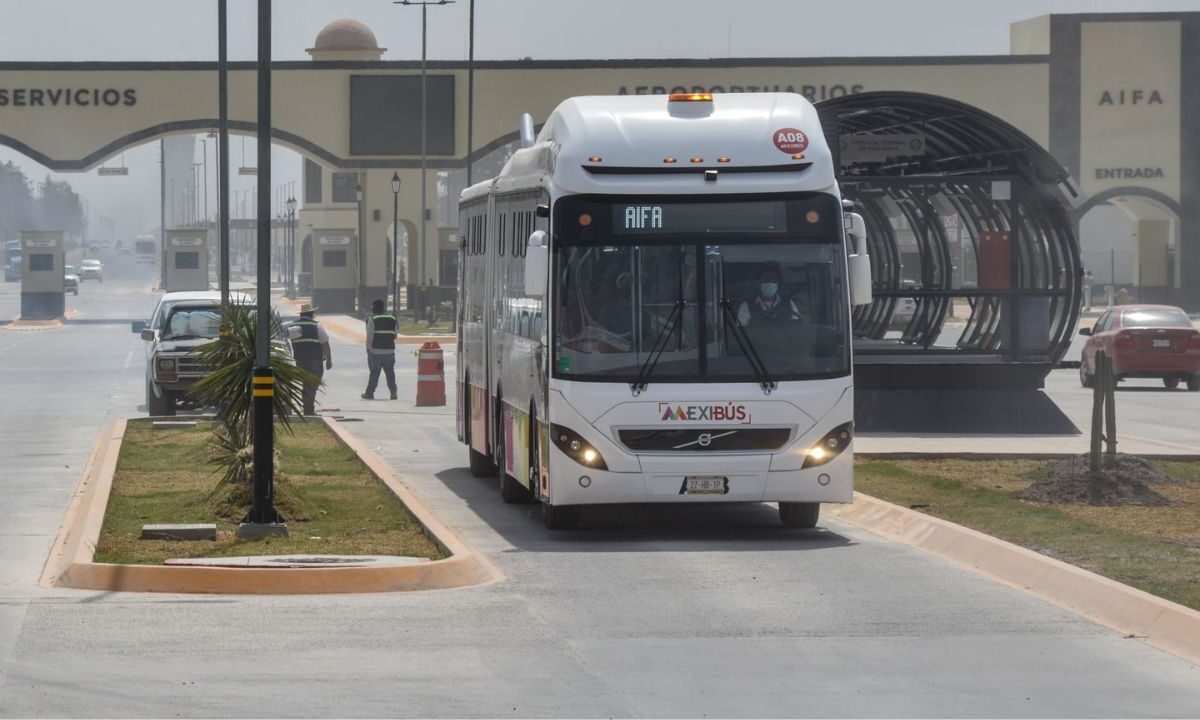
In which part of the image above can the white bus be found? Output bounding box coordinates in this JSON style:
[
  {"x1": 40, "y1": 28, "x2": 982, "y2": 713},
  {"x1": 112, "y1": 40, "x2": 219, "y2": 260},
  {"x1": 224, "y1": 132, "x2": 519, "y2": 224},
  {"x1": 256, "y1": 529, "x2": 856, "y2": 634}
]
[{"x1": 458, "y1": 93, "x2": 872, "y2": 529}]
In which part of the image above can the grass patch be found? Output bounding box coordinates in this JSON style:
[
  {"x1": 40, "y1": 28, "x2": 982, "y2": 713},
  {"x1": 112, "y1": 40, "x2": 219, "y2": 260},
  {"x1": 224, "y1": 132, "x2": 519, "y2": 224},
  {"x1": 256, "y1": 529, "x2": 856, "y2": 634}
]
[
  {"x1": 855, "y1": 458, "x2": 1200, "y2": 611},
  {"x1": 95, "y1": 420, "x2": 445, "y2": 565},
  {"x1": 396, "y1": 318, "x2": 454, "y2": 336}
]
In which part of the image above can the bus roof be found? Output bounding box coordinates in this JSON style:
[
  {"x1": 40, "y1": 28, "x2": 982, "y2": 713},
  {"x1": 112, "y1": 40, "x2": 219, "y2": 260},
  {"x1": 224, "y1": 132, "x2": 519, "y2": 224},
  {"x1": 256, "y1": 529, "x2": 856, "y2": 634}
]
[{"x1": 534, "y1": 93, "x2": 834, "y2": 196}]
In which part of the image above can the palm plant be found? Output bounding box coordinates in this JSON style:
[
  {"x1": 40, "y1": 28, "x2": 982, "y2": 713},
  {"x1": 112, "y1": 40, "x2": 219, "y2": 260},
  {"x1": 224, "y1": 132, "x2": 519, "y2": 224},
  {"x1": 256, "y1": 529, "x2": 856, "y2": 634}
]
[{"x1": 187, "y1": 301, "x2": 319, "y2": 485}]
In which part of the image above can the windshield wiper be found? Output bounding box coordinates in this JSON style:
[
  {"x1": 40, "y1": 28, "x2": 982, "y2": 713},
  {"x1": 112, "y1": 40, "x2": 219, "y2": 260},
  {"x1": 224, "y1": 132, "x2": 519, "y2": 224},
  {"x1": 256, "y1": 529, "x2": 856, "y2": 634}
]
[
  {"x1": 630, "y1": 299, "x2": 685, "y2": 396},
  {"x1": 719, "y1": 298, "x2": 776, "y2": 395}
]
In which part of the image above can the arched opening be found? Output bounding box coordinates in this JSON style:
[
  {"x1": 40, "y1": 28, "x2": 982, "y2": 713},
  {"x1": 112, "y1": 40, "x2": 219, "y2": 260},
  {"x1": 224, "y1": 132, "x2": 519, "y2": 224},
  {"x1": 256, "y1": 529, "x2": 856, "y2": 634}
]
[
  {"x1": 0, "y1": 126, "x2": 327, "y2": 318},
  {"x1": 1074, "y1": 189, "x2": 1181, "y2": 307}
]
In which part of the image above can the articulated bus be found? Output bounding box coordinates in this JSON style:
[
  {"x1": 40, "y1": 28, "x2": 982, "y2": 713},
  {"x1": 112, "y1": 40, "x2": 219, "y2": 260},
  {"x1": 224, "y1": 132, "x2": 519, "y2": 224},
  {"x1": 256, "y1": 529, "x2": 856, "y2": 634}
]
[{"x1": 458, "y1": 92, "x2": 872, "y2": 529}]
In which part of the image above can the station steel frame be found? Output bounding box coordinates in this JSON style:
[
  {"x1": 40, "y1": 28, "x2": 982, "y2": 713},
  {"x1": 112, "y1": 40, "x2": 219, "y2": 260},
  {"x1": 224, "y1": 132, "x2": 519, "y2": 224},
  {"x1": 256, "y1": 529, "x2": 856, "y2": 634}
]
[{"x1": 817, "y1": 92, "x2": 1083, "y2": 370}]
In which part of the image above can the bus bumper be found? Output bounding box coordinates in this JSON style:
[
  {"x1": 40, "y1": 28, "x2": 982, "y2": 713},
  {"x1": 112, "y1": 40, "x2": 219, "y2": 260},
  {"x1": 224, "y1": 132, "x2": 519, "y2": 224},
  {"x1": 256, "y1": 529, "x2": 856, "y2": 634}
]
[{"x1": 547, "y1": 442, "x2": 852, "y2": 506}]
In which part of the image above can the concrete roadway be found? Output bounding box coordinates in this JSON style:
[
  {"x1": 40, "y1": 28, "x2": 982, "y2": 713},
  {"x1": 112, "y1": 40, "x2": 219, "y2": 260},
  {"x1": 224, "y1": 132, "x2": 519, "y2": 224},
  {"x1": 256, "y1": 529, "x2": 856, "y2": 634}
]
[{"x1": 0, "y1": 269, "x2": 1198, "y2": 717}]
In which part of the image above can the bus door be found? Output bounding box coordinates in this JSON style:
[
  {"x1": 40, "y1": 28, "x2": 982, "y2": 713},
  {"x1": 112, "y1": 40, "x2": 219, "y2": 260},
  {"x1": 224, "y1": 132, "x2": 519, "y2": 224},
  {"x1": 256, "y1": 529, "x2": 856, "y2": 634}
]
[{"x1": 483, "y1": 190, "x2": 498, "y2": 445}]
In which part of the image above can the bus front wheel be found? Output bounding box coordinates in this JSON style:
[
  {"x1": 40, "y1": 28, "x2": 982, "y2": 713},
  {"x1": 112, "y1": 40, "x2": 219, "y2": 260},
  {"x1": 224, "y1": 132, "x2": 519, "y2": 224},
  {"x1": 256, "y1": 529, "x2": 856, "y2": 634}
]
[{"x1": 779, "y1": 502, "x2": 820, "y2": 529}]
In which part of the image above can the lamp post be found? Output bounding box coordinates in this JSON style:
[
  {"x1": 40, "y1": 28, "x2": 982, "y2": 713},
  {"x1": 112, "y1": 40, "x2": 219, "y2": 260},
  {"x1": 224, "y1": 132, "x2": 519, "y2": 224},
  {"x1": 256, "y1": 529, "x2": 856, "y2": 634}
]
[
  {"x1": 356, "y1": 183, "x2": 364, "y2": 313},
  {"x1": 394, "y1": 0, "x2": 454, "y2": 301},
  {"x1": 286, "y1": 195, "x2": 296, "y2": 298},
  {"x1": 276, "y1": 212, "x2": 284, "y2": 284},
  {"x1": 217, "y1": 0, "x2": 230, "y2": 306},
  {"x1": 242, "y1": 0, "x2": 281, "y2": 534},
  {"x1": 391, "y1": 172, "x2": 401, "y2": 313}
]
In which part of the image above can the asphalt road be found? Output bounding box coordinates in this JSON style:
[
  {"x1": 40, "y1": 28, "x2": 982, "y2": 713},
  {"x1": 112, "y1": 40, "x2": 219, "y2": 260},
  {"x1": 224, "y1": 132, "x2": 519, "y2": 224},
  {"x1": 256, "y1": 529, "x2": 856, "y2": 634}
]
[{"x1": 0, "y1": 271, "x2": 1198, "y2": 717}]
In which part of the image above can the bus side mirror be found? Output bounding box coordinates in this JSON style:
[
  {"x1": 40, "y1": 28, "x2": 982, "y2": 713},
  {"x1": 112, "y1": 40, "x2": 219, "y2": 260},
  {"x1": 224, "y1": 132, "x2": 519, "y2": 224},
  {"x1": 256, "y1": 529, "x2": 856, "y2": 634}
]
[
  {"x1": 525, "y1": 230, "x2": 548, "y2": 298},
  {"x1": 845, "y1": 212, "x2": 873, "y2": 307},
  {"x1": 849, "y1": 254, "x2": 873, "y2": 307}
]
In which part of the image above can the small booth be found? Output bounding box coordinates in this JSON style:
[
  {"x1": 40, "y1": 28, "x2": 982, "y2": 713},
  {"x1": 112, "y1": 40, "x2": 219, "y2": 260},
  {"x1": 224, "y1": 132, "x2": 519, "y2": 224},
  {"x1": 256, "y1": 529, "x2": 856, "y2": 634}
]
[
  {"x1": 311, "y1": 230, "x2": 357, "y2": 313},
  {"x1": 19, "y1": 230, "x2": 65, "y2": 320},
  {"x1": 163, "y1": 229, "x2": 209, "y2": 292}
]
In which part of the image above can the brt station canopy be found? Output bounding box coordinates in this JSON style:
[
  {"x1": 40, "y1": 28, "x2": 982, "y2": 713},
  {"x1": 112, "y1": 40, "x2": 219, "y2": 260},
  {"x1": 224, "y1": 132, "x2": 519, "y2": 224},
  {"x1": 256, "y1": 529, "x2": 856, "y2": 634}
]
[{"x1": 816, "y1": 92, "x2": 1083, "y2": 433}]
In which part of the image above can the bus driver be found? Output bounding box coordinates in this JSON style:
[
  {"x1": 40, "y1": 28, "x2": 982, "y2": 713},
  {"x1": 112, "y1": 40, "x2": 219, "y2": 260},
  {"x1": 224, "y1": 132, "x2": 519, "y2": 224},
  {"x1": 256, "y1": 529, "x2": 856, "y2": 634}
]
[{"x1": 737, "y1": 265, "x2": 803, "y2": 327}]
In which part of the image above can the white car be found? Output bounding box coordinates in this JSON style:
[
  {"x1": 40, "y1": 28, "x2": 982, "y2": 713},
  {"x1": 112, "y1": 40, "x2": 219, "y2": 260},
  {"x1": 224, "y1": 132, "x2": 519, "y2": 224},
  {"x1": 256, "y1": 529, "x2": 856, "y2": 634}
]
[
  {"x1": 79, "y1": 259, "x2": 103, "y2": 282},
  {"x1": 132, "y1": 291, "x2": 261, "y2": 416},
  {"x1": 63, "y1": 265, "x2": 80, "y2": 296}
]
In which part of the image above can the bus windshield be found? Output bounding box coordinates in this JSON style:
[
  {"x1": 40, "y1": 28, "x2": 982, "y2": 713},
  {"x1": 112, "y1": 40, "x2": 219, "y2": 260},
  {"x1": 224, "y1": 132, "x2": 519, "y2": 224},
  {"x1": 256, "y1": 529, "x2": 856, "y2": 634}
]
[{"x1": 553, "y1": 193, "x2": 850, "y2": 383}]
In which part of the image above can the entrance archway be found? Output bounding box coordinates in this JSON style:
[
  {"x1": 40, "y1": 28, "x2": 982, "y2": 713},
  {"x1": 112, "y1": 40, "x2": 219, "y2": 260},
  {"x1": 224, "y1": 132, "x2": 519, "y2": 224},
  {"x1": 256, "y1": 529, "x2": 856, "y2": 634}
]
[{"x1": 1074, "y1": 188, "x2": 1181, "y2": 306}]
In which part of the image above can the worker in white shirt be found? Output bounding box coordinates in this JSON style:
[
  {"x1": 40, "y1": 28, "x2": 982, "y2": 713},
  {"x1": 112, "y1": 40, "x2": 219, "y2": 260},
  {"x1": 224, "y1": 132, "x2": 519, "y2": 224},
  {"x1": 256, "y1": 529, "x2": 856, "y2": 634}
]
[{"x1": 288, "y1": 302, "x2": 332, "y2": 416}]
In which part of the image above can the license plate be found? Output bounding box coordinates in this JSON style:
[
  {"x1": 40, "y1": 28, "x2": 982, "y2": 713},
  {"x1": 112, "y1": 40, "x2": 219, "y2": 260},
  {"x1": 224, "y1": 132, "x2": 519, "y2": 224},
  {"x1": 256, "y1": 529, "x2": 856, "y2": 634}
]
[
  {"x1": 1153, "y1": 338, "x2": 1171, "y2": 348},
  {"x1": 683, "y1": 476, "x2": 727, "y2": 495}
]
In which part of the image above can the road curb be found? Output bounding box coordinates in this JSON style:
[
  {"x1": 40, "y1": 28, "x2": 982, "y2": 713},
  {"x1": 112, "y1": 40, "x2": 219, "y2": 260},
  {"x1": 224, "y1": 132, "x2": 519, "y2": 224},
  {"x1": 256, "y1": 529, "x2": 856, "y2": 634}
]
[
  {"x1": 41, "y1": 417, "x2": 502, "y2": 595},
  {"x1": 2, "y1": 319, "x2": 63, "y2": 331},
  {"x1": 828, "y1": 492, "x2": 1200, "y2": 666}
]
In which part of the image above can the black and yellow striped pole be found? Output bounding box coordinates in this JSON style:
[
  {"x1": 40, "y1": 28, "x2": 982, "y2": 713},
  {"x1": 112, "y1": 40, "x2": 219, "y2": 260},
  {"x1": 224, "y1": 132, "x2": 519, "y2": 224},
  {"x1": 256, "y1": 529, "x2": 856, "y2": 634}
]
[
  {"x1": 249, "y1": 367, "x2": 278, "y2": 524},
  {"x1": 243, "y1": 0, "x2": 283, "y2": 533}
]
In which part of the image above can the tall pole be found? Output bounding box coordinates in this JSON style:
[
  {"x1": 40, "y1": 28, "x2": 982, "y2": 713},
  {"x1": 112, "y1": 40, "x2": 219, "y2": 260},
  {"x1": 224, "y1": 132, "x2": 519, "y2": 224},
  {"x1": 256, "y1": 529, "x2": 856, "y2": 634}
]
[
  {"x1": 218, "y1": 0, "x2": 231, "y2": 305},
  {"x1": 466, "y1": 0, "x2": 475, "y2": 187},
  {"x1": 159, "y1": 139, "x2": 166, "y2": 290},
  {"x1": 287, "y1": 203, "x2": 295, "y2": 297},
  {"x1": 392, "y1": 174, "x2": 400, "y2": 313},
  {"x1": 394, "y1": 0, "x2": 453, "y2": 293},
  {"x1": 246, "y1": 0, "x2": 279, "y2": 530},
  {"x1": 202, "y1": 138, "x2": 208, "y2": 227},
  {"x1": 420, "y1": 3, "x2": 427, "y2": 291}
]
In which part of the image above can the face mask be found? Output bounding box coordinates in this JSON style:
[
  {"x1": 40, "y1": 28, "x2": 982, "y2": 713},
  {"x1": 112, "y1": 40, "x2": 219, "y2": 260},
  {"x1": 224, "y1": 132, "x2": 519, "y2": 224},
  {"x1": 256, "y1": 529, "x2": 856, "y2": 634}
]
[{"x1": 760, "y1": 282, "x2": 778, "y2": 299}]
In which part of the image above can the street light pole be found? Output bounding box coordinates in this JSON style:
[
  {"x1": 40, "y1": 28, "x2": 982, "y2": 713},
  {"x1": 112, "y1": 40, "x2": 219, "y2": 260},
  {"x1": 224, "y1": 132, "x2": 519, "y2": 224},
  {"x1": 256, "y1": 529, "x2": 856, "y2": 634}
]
[
  {"x1": 391, "y1": 172, "x2": 401, "y2": 314},
  {"x1": 243, "y1": 0, "x2": 281, "y2": 534},
  {"x1": 356, "y1": 183, "x2": 364, "y2": 313},
  {"x1": 395, "y1": 0, "x2": 454, "y2": 307},
  {"x1": 466, "y1": 0, "x2": 474, "y2": 187},
  {"x1": 287, "y1": 195, "x2": 296, "y2": 298},
  {"x1": 218, "y1": 0, "x2": 231, "y2": 306},
  {"x1": 202, "y1": 137, "x2": 209, "y2": 228}
]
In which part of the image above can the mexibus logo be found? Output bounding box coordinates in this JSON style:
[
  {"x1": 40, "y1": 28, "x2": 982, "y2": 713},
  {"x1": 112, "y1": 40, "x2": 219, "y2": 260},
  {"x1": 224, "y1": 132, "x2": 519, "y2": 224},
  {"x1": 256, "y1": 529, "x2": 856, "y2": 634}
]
[{"x1": 659, "y1": 403, "x2": 751, "y2": 423}]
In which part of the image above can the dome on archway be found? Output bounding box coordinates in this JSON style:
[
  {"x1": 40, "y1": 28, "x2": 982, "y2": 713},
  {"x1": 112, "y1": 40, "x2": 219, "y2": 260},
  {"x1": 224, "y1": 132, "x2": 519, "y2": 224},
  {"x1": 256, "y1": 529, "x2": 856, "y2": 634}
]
[{"x1": 307, "y1": 19, "x2": 385, "y2": 60}]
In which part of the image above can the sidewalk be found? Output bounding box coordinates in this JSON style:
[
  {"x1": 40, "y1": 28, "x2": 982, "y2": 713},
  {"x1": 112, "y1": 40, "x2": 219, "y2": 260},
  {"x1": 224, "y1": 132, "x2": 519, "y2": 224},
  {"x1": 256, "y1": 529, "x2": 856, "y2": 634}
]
[{"x1": 275, "y1": 292, "x2": 455, "y2": 345}]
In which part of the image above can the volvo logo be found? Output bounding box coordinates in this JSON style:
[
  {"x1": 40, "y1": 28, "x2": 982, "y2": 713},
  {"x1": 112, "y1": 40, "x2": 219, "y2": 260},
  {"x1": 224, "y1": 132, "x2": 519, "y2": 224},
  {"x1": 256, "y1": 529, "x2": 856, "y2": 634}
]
[{"x1": 673, "y1": 430, "x2": 737, "y2": 450}]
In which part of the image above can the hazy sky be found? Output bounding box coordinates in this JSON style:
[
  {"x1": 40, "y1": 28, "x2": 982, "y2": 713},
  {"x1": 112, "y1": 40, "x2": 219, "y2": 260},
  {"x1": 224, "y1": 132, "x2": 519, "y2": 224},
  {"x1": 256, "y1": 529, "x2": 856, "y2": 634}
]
[{"x1": 2, "y1": 0, "x2": 1198, "y2": 237}]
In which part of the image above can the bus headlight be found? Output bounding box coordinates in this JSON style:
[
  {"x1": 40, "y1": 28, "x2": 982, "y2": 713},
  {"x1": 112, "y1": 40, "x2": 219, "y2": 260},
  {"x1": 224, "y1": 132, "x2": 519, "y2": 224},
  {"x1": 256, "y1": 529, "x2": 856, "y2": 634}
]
[
  {"x1": 802, "y1": 422, "x2": 853, "y2": 469},
  {"x1": 551, "y1": 424, "x2": 608, "y2": 470}
]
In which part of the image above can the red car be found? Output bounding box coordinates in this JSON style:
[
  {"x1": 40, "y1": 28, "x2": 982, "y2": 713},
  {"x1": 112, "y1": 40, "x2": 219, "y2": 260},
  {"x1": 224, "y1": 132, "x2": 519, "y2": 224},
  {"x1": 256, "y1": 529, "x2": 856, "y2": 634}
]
[{"x1": 1079, "y1": 305, "x2": 1200, "y2": 390}]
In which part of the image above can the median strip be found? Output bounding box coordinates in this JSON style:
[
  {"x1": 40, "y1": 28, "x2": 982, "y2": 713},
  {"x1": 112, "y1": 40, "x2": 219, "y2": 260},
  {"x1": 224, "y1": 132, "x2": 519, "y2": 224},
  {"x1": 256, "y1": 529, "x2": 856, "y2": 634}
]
[{"x1": 41, "y1": 417, "x2": 501, "y2": 594}]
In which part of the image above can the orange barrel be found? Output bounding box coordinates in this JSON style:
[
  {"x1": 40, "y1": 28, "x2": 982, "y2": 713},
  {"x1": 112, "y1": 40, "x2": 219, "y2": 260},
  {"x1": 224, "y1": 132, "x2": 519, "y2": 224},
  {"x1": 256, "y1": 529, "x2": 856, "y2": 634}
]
[{"x1": 416, "y1": 341, "x2": 446, "y2": 406}]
